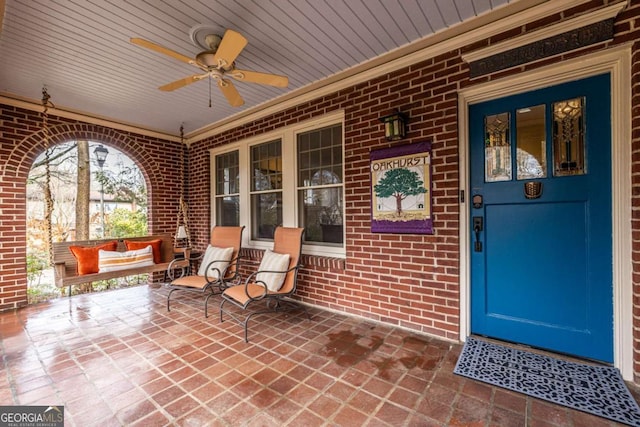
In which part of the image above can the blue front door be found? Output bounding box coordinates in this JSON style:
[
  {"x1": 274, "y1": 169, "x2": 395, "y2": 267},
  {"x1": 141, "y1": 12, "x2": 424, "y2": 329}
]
[{"x1": 469, "y1": 74, "x2": 613, "y2": 363}]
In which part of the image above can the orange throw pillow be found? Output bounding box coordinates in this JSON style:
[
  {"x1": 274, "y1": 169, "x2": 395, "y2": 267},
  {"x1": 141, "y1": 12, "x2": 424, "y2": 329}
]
[
  {"x1": 69, "y1": 241, "x2": 118, "y2": 275},
  {"x1": 124, "y1": 239, "x2": 163, "y2": 264}
]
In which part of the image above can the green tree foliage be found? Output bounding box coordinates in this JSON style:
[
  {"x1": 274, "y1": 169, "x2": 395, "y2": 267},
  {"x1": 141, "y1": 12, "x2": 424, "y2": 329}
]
[
  {"x1": 96, "y1": 164, "x2": 147, "y2": 209},
  {"x1": 373, "y1": 168, "x2": 427, "y2": 215},
  {"x1": 107, "y1": 208, "x2": 148, "y2": 237}
]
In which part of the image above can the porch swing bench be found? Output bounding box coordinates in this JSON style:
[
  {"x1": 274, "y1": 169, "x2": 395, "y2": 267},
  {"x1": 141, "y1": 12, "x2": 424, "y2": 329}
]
[{"x1": 52, "y1": 234, "x2": 189, "y2": 295}]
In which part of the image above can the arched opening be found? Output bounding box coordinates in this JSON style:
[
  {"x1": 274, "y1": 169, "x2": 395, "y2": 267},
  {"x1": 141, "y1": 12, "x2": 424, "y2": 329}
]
[{"x1": 26, "y1": 140, "x2": 148, "y2": 302}]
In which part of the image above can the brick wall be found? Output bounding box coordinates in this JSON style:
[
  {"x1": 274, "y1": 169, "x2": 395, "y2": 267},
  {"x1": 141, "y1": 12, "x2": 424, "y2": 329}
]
[
  {"x1": 0, "y1": 106, "x2": 182, "y2": 310},
  {"x1": 187, "y1": 0, "x2": 640, "y2": 345}
]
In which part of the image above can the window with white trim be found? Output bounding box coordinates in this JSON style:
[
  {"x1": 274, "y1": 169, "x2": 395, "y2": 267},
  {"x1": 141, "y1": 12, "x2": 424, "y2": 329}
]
[
  {"x1": 297, "y1": 124, "x2": 343, "y2": 245},
  {"x1": 214, "y1": 150, "x2": 239, "y2": 226},
  {"x1": 210, "y1": 112, "x2": 345, "y2": 257},
  {"x1": 250, "y1": 139, "x2": 282, "y2": 240}
]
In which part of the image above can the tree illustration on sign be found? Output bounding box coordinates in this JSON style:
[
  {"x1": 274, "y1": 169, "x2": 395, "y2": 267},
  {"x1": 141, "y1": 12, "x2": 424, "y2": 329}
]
[{"x1": 374, "y1": 168, "x2": 427, "y2": 215}]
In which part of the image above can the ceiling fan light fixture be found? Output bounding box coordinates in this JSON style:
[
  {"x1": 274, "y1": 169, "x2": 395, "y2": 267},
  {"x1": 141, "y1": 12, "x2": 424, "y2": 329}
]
[
  {"x1": 196, "y1": 51, "x2": 217, "y2": 67},
  {"x1": 189, "y1": 24, "x2": 224, "y2": 50},
  {"x1": 204, "y1": 34, "x2": 222, "y2": 51},
  {"x1": 134, "y1": 27, "x2": 287, "y2": 107}
]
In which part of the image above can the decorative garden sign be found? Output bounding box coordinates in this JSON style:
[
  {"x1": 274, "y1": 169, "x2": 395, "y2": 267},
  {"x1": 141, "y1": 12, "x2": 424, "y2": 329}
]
[{"x1": 370, "y1": 141, "x2": 432, "y2": 234}]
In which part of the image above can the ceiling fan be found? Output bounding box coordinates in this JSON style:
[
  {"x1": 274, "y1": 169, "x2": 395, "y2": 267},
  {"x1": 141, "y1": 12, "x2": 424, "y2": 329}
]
[{"x1": 130, "y1": 29, "x2": 288, "y2": 107}]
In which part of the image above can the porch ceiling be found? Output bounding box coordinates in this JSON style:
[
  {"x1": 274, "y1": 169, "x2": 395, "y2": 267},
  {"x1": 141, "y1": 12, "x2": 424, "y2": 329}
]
[{"x1": 0, "y1": 0, "x2": 516, "y2": 138}]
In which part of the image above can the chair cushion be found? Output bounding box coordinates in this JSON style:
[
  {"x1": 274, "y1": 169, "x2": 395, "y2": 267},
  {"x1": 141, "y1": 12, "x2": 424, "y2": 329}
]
[
  {"x1": 69, "y1": 241, "x2": 118, "y2": 275},
  {"x1": 256, "y1": 249, "x2": 290, "y2": 292},
  {"x1": 171, "y1": 275, "x2": 208, "y2": 290},
  {"x1": 197, "y1": 245, "x2": 234, "y2": 279},
  {"x1": 98, "y1": 245, "x2": 154, "y2": 273},
  {"x1": 124, "y1": 238, "x2": 163, "y2": 263}
]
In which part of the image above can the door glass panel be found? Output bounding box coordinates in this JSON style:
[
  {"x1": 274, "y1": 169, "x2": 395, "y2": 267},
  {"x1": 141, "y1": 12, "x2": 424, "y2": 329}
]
[
  {"x1": 516, "y1": 105, "x2": 546, "y2": 180},
  {"x1": 484, "y1": 112, "x2": 511, "y2": 182},
  {"x1": 553, "y1": 97, "x2": 586, "y2": 176}
]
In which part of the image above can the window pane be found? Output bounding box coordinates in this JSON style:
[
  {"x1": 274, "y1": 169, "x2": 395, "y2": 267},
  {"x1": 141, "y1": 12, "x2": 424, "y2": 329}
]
[
  {"x1": 297, "y1": 124, "x2": 343, "y2": 186},
  {"x1": 251, "y1": 193, "x2": 282, "y2": 240},
  {"x1": 516, "y1": 105, "x2": 546, "y2": 180},
  {"x1": 298, "y1": 187, "x2": 343, "y2": 245},
  {"x1": 216, "y1": 151, "x2": 239, "y2": 194},
  {"x1": 216, "y1": 196, "x2": 239, "y2": 226},
  {"x1": 297, "y1": 124, "x2": 343, "y2": 246},
  {"x1": 215, "y1": 151, "x2": 239, "y2": 226},
  {"x1": 553, "y1": 97, "x2": 586, "y2": 176},
  {"x1": 484, "y1": 112, "x2": 511, "y2": 182},
  {"x1": 251, "y1": 140, "x2": 282, "y2": 240},
  {"x1": 251, "y1": 139, "x2": 282, "y2": 191}
]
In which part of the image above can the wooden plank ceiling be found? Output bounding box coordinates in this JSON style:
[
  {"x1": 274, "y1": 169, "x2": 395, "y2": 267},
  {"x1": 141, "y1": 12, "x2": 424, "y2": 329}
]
[{"x1": 0, "y1": 0, "x2": 512, "y2": 136}]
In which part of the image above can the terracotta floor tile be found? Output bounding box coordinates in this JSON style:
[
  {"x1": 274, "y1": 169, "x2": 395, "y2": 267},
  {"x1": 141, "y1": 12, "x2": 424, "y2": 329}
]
[
  {"x1": 230, "y1": 377, "x2": 263, "y2": 399},
  {"x1": 191, "y1": 379, "x2": 224, "y2": 404},
  {"x1": 307, "y1": 394, "x2": 342, "y2": 419},
  {"x1": 387, "y1": 385, "x2": 421, "y2": 411},
  {"x1": 332, "y1": 404, "x2": 370, "y2": 426},
  {"x1": 151, "y1": 384, "x2": 184, "y2": 407},
  {"x1": 15, "y1": 383, "x2": 58, "y2": 405},
  {"x1": 489, "y1": 406, "x2": 527, "y2": 427},
  {"x1": 268, "y1": 397, "x2": 303, "y2": 424},
  {"x1": 348, "y1": 390, "x2": 382, "y2": 414},
  {"x1": 251, "y1": 366, "x2": 280, "y2": 386},
  {"x1": 116, "y1": 398, "x2": 157, "y2": 425},
  {"x1": 325, "y1": 380, "x2": 357, "y2": 401},
  {"x1": 72, "y1": 400, "x2": 115, "y2": 427},
  {"x1": 164, "y1": 394, "x2": 201, "y2": 419},
  {"x1": 128, "y1": 410, "x2": 172, "y2": 427},
  {"x1": 1, "y1": 284, "x2": 637, "y2": 427},
  {"x1": 415, "y1": 397, "x2": 454, "y2": 424},
  {"x1": 373, "y1": 401, "x2": 412, "y2": 426}
]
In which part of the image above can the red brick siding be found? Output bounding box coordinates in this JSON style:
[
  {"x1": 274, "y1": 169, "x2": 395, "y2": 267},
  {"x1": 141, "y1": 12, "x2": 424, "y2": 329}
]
[
  {"x1": 186, "y1": 1, "x2": 640, "y2": 344},
  {"x1": 0, "y1": 105, "x2": 181, "y2": 310}
]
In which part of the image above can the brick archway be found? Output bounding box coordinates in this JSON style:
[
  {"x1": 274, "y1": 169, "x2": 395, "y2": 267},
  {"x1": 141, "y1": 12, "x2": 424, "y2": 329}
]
[{"x1": 0, "y1": 107, "x2": 181, "y2": 310}]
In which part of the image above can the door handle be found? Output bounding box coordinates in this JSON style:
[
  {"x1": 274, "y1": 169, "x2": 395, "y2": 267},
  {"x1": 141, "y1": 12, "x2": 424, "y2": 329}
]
[{"x1": 473, "y1": 217, "x2": 483, "y2": 252}]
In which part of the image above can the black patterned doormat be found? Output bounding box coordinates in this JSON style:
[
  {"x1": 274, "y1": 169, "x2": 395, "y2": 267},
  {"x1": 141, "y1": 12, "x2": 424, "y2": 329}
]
[{"x1": 454, "y1": 337, "x2": 640, "y2": 426}]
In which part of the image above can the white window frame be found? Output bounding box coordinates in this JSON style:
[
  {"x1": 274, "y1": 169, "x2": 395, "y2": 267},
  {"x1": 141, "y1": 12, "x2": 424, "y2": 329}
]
[{"x1": 210, "y1": 110, "x2": 345, "y2": 258}]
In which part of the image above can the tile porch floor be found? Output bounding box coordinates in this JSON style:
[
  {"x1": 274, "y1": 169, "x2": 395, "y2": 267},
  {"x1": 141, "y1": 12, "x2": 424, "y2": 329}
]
[{"x1": 0, "y1": 284, "x2": 637, "y2": 426}]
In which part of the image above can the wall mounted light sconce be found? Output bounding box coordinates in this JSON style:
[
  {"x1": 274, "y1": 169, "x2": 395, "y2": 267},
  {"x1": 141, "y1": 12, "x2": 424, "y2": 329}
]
[{"x1": 379, "y1": 111, "x2": 407, "y2": 141}]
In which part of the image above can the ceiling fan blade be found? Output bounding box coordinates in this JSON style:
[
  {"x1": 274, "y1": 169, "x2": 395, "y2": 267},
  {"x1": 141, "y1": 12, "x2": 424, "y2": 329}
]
[
  {"x1": 217, "y1": 79, "x2": 244, "y2": 107},
  {"x1": 131, "y1": 38, "x2": 196, "y2": 66},
  {"x1": 159, "y1": 74, "x2": 206, "y2": 91},
  {"x1": 232, "y1": 69, "x2": 289, "y2": 88},
  {"x1": 213, "y1": 29, "x2": 248, "y2": 68}
]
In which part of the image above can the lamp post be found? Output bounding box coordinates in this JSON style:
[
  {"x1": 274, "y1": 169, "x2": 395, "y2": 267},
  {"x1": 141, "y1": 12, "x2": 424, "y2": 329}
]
[{"x1": 93, "y1": 144, "x2": 109, "y2": 237}]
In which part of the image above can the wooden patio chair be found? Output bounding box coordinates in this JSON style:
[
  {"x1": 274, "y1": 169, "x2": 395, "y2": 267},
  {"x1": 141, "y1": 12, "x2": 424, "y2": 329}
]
[
  {"x1": 167, "y1": 225, "x2": 244, "y2": 317},
  {"x1": 220, "y1": 226, "x2": 309, "y2": 342}
]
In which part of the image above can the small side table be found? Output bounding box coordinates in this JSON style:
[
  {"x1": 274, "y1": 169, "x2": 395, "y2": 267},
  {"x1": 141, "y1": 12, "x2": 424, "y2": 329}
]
[{"x1": 173, "y1": 248, "x2": 202, "y2": 275}]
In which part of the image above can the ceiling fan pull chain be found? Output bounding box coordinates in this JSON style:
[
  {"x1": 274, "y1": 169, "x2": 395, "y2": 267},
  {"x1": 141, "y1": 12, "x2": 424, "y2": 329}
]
[{"x1": 208, "y1": 75, "x2": 212, "y2": 108}]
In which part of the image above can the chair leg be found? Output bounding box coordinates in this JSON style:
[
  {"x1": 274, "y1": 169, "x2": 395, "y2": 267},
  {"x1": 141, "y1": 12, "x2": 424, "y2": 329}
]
[
  {"x1": 243, "y1": 311, "x2": 260, "y2": 343},
  {"x1": 204, "y1": 292, "x2": 215, "y2": 318},
  {"x1": 220, "y1": 299, "x2": 226, "y2": 323},
  {"x1": 167, "y1": 288, "x2": 178, "y2": 312}
]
